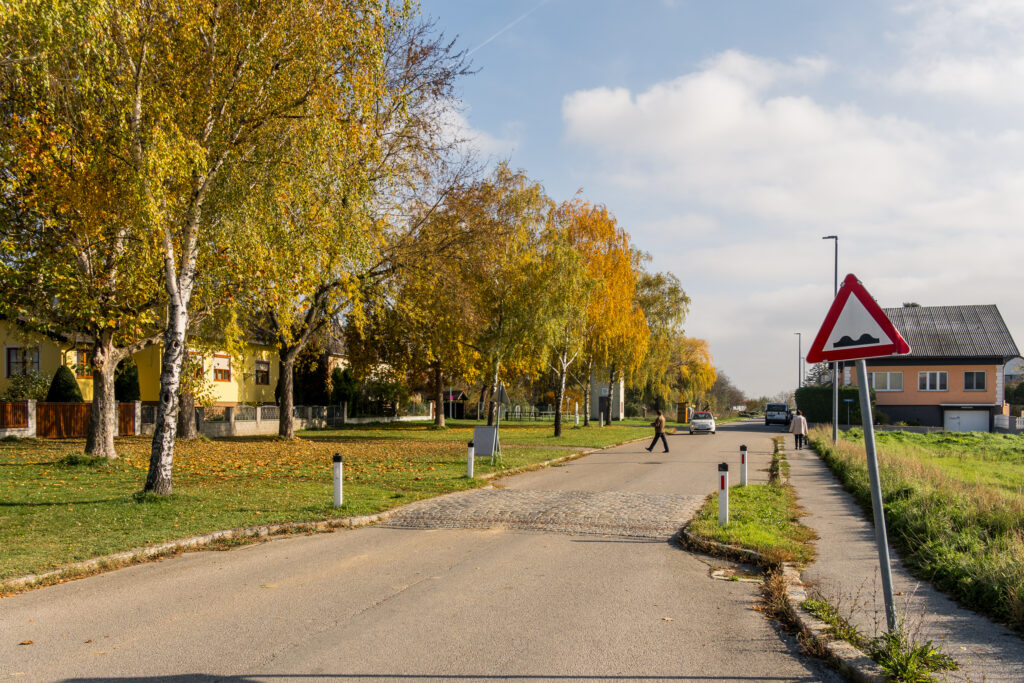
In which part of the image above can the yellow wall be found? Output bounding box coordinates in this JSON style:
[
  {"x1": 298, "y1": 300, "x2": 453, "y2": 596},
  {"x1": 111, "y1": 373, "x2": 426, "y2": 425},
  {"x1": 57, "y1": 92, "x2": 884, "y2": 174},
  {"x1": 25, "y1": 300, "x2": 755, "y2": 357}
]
[
  {"x1": 142, "y1": 344, "x2": 280, "y2": 405},
  {"x1": 851, "y1": 363, "x2": 999, "y2": 405},
  {"x1": 135, "y1": 345, "x2": 162, "y2": 402},
  {"x1": 0, "y1": 321, "x2": 86, "y2": 398},
  {"x1": 1, "y1": 321, "x2": 281, "y2": 405}
]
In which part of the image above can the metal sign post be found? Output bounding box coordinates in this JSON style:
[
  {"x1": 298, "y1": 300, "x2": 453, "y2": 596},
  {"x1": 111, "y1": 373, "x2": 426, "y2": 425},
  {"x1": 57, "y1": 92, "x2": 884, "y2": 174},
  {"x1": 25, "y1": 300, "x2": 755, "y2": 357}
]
[
  {"x1": 806, "y1": 273, "x2": 910, "y2": 633},
  {"x1": 856, "y1": 359, "x2": 897, "y2": 631}
]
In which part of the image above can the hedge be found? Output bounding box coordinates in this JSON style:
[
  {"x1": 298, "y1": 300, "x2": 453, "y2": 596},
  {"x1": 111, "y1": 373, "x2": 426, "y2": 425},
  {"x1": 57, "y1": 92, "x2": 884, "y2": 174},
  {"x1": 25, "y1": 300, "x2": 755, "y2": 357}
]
[
  {"x1": 794, "y1": 385, "x2": 876, "y2": 425},
  {"x1": 46, "y1": 366, "x2": 84, "y2": 402}
]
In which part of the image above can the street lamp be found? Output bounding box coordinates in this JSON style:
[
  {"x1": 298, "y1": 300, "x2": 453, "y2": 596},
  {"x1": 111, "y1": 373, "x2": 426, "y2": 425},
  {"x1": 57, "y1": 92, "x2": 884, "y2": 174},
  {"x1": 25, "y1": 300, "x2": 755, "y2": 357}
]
[
  {"x1": 823, "y1": 235, "x2": 839, "y2": 445},
  {"x1": 794, "y1": 332, "x2": 802, "y2": 389}
]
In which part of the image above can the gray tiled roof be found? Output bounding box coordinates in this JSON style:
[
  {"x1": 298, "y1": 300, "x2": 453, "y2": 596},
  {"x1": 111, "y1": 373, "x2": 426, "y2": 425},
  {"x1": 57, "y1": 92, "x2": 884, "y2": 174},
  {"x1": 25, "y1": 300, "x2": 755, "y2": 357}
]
[{"x1": 882, "y1": 305, "x2": 1020, "y2": 360}]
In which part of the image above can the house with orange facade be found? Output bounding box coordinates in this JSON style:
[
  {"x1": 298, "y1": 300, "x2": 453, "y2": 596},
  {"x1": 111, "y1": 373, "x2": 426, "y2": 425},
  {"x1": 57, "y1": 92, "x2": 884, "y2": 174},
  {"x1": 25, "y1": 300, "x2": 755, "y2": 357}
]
[{"x1": 841, "y1": 305, "x2": 1020, "y2": 432}]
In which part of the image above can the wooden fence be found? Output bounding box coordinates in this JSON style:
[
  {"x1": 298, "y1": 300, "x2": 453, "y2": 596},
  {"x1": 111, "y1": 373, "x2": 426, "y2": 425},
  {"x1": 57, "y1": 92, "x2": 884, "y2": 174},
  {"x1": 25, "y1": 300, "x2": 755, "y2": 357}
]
[
  {"x1": 0, "y1": 401, "x2": 28, "y2": 429},
  {"x1": 37, "y1": 402, "x2": 91, "y2": 438},
  {"x1": 118, "y1": 402, "x2": 135, "y2": 436}
]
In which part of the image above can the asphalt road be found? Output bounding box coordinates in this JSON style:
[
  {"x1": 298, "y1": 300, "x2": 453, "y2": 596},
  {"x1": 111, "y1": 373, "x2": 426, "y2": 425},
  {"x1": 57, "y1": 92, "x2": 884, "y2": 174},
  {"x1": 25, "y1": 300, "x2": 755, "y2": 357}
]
[{"x1": 2, "y1": 420, "x2": 839, "y2": 682}]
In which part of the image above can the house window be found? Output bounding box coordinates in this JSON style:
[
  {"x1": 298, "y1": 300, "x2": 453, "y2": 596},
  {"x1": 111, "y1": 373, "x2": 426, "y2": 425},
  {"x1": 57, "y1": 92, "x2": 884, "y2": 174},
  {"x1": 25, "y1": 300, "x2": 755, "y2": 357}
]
[
  {"x1": 74, "y1": 349, "x2": 93, "y2": 378},
  {"x1": 964, "y1": 371, "x2": 987, "y2": 391},
  {"x1": 213, "y1": 354, "x2": 231, "y2": 382},
  {"x1": 6, "y1": 346, "x2": 40, "y2": 377},
  {"x1": 869, "y1": 371, "x2": 903, "y2": 392},
  {"x1": 918, "y1": 371, "x2": 948, "y2": 391},
  {"x1": 254, "y1": 360, "x2": 270, "y2": 386}
]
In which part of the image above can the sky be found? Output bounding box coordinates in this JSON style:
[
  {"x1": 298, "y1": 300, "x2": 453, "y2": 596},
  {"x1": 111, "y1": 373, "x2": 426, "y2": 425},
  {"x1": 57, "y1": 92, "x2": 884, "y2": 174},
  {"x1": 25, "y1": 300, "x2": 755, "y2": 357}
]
[{"x1": 418, "y1": 0, "x2": 1024, "y2": 398}]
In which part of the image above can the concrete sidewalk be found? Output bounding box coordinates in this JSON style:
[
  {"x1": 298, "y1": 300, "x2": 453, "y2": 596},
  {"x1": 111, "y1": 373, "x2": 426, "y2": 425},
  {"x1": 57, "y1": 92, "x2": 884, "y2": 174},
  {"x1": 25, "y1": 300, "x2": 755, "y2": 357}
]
[{"x1": 788, "y1": 444, "x2": 1024, "y2": 682}]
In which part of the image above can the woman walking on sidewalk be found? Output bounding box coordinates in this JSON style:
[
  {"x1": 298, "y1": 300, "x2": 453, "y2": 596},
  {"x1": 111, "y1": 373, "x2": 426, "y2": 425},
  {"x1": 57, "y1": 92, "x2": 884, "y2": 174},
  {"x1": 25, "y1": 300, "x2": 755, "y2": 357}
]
[
  {"x1": 789, "y1": 409, "x2": 808, "y2": 449},
  {"x1": 646, "y1": 409, "x2": 669, "y2": 453}
]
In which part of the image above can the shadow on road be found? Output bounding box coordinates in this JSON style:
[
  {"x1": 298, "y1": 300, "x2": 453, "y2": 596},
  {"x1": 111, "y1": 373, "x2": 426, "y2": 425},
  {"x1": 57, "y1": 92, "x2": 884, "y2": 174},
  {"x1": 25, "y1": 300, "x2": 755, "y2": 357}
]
[{"x1": 64, "y1": 675, "x2": 821, "y2": 681}]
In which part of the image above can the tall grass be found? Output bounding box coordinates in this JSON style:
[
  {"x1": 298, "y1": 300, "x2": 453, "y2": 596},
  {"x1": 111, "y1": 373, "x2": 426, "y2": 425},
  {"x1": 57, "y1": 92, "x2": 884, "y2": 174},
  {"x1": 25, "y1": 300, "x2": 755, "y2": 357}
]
[{"x1": 810, "y1": 425, "x2": 1024, "y2": 630}]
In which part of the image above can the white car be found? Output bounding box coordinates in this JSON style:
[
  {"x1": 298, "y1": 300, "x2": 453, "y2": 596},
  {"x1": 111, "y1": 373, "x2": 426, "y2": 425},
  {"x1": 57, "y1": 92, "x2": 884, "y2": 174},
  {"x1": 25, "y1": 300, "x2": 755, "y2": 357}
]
[{"x1": 690, "y1": 411, "x2": 716, "y2": 434}]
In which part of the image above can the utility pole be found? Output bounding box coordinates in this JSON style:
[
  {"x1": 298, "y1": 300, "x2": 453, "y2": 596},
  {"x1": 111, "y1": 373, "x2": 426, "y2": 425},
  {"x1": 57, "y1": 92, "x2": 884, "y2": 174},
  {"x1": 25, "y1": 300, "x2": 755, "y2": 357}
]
[
  {"x1": 823, "y1": 235, "x2": 839, "y2": 444},
  {"x1": 794, "y1": 332, "x2": 802, "y2": 390}
]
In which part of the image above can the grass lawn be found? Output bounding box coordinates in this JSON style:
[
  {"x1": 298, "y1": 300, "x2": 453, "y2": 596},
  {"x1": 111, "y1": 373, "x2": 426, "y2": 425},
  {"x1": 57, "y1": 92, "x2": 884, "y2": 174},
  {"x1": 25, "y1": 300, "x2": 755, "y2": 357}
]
[
  {"x1": 810, "y1": 426, "x2": 1024, "y2": 631},
  {"x1": 0, "y1": 420, "x2": 653, "y2": 581},
  {"x1": 687, "y1": 482, "x2": 816, "y2": 565}
]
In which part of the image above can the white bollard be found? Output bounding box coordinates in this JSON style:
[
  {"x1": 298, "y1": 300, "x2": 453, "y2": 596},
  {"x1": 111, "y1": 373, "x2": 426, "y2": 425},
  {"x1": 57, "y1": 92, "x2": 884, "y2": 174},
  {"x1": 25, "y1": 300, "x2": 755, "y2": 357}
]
[
  {"x1": 740, "y1": 444, "x2": 748, "y2": 486},
  {"x1": 718, "y1": 462, "x2": 729, "y2": 525},
  {"x1": 333, "y1": 453, "x2": 343, "y2": 507},
  {"x1": 466, "y1": 440, "x2": 475, "y2": 478}
]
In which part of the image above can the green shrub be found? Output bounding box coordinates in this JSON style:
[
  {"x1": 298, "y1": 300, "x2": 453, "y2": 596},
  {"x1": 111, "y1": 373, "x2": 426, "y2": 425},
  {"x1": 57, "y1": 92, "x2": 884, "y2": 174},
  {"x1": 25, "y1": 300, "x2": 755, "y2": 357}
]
[
  {"x1": 3, "y1": 371, "x2": 50, "y2": 401},
  {"x1": 795, "y1": 385, "x2": 874, "y2": 424},
  {"x1": 330, "y1": 367, "x2": 358, "y2": 406},
  {"x1": 114, "y1": 358, "x2": 141, "y2": 402},
  {"x1": 45, "y1": 366, "x2": 83, "y2": 402}
]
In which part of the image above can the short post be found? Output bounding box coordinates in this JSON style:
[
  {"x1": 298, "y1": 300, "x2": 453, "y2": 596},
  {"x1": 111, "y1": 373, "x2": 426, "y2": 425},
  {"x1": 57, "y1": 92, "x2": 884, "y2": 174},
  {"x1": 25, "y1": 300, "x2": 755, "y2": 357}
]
[
  {"x1": 718, "y1": 462, "x2": 729, "y2": 525},
  {"x1": 332, "y1": 453, "x2": 343, "y2": 507},
  {"x1": 740, "y1": 445, "x2": 748, "y2": 486},
  {"x1": 466, "y1": 440, "x2": 475, "y2": 478},
  {"x1": 599, "y1": 413, "x2": 604, "y2": 428},
  {"x1": 574, "y1": 402, "x2": 579, "y2": 427}
]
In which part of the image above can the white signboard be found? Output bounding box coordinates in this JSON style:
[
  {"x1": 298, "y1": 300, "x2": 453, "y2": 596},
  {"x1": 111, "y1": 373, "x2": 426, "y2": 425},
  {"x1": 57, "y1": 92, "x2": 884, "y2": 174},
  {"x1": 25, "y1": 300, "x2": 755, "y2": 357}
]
[{"x1": 472, "y1": 426, "x2": 498, "y2": 458}]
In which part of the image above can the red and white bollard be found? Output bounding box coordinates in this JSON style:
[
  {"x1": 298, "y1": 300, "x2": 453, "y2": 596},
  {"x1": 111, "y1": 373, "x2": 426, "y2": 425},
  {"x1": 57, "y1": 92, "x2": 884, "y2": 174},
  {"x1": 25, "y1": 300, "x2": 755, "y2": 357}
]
[
  {"x1": 740, "y1": 445, "x2": 748, "y2": 486},
  {"x1": 333, "y1": 453, "x2": 343, "y2": 507},
  {"x1": 718, "y1": 462, "x2": 729, "y2": 525},
  {"x1": 466, "y1": 440, "x2": 475, "y2": 478}
]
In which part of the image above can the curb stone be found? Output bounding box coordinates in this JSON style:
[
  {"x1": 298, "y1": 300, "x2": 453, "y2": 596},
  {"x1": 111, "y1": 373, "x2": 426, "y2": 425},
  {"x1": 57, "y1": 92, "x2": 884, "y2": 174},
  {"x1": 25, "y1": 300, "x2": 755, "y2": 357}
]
[
  {"x1": 1, "y1": 434, "x2": 650, "y2": 597},
  {"x1": 680, "y1": 528, "x2": 887, "y2": 682}
]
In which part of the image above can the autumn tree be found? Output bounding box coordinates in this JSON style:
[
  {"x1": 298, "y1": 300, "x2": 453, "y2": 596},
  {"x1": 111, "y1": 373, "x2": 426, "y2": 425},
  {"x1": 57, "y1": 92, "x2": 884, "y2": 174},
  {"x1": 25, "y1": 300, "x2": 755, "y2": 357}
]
[
  {"x1": 706, "y1": 370, "x2": 747, "y2": 414},
  {"x1": 631, "y1": 265, "x2": 692, "y2": 410},
  {"x1": 452, "y1": 164, "x2": 554, "y2": 425},
  {"x1": 229, "y1": 12, "x2": 470, "y2": 438},
  {"x1": 565, "y1": 204, "x2": 647, "y2": 425},
  {"x1": 542, "y1": 200, "x2": 598, "y2": 436},
  {"x1": 0, "y1": 1, "x2": 167, "y2": 457},
  {"x1": 672, "y1": 336, "x2": 717, "y2": 407}
]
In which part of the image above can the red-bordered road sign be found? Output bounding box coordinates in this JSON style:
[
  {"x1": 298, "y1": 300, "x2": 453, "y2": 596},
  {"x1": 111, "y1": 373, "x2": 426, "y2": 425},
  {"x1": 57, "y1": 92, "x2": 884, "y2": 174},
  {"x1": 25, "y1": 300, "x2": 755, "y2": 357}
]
[{"x1": 806, "y1": 273, "x2": 911, "y2": 363}]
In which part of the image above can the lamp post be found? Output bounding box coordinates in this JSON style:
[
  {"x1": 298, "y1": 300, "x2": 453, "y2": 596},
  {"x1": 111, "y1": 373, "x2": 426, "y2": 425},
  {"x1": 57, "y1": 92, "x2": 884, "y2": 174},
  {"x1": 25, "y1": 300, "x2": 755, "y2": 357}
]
[
  {"x1": 794, "y1": 332, "x2": 802, "y2": 389},
  {"x1": 823, "y1": 235, "x2": 839, "y2": 444}
]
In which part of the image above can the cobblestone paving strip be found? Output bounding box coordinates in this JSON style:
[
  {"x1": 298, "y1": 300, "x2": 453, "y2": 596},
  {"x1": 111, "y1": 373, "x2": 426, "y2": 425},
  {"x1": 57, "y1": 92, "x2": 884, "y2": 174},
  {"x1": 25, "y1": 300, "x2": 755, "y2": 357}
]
[{"x1": 384, "y1": 489, "x2": 705, "y2": 539}]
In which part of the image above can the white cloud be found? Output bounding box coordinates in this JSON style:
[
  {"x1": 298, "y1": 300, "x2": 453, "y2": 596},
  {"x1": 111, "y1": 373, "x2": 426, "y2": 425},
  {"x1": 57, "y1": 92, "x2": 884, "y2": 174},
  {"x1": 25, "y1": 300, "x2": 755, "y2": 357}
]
[
  {"x1": 560, "y1": 50, "x2": 1024, "y2": 396},
  {"x1": 889, "y1": 0, "x2": 1024, "y2": 103},
  {"x1": 563, "y1": 51, "x2": 945, "y2": 225}
]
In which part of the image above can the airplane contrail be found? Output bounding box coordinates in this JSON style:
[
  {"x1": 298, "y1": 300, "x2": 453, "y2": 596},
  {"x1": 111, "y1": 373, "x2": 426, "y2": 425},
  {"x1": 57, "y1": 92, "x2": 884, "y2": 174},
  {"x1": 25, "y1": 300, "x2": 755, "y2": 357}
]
[{"x1": 466, "y1": 0, "x2": 552, "y2": 57}]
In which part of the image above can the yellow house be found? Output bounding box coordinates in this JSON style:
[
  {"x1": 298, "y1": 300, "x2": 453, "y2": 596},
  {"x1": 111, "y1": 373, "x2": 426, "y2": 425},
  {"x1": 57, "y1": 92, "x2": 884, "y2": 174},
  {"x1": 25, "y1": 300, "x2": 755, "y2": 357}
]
[{"x1": 1, "y1": 321, "x2": 279, "y2": 406}]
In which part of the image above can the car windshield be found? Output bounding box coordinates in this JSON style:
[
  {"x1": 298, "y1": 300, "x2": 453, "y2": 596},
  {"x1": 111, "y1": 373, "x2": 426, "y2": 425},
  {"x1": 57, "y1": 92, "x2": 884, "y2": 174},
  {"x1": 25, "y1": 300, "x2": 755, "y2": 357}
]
[
  {"x1": 767, "y1": 404, "x2": 786, "y2": 411},
  {"x1": 694, "y1": 412, "x2": 712, "y2": 419}
]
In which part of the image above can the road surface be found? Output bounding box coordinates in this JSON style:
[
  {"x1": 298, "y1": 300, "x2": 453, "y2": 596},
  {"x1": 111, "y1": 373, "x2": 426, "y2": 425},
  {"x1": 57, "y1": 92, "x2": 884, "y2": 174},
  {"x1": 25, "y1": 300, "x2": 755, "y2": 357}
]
[{"x1": 2, "y1": 420, "x2": 839, "y2": 682}]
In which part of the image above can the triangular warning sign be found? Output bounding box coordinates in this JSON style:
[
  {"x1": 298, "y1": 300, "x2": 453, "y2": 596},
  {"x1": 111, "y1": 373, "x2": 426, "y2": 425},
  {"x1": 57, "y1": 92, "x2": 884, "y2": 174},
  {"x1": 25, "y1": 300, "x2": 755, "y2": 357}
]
[{"x1": 806, "y1": 274, "x2": 911, "y2": 363}]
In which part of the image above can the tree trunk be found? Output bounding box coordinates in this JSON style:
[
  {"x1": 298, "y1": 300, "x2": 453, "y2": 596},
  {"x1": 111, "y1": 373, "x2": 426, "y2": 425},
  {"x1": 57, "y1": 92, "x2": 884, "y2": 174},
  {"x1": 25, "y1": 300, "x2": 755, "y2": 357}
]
[
  {"x1": 433, "y1": 362, "x2": 445, "y2": 428},
  {"x1": 477, "y1": 385, "x2": 486, "y2": 420},
  {"x1": 554, "y1": 361, "x2": 567, "y2": 437},
  {"x1": 177, "y1": 391, "x2": 197, "y2": 440},
  {"x1": 146, "y1": 301, "x2": 187, "y2": 494},
  {"x1": 583, "y1": 357, "x2": 593, "y2": 427},
  {"x1": 86, "y1": 337, "x2": 122, "y2": 458},
  {"x1": 486, "y1": 361, "x2": 500, "y2": 426},
  {"x1": 278, "y1": 352, "x2": 296, "y2": 438},
  {"x1": 607, "y1": 366, "x2": 618, "y2": 423}
]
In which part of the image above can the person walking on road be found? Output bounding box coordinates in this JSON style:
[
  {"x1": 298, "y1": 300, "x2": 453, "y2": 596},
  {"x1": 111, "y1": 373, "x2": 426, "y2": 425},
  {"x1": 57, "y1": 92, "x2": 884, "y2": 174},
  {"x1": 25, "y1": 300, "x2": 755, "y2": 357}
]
[
  {"x1": 789, "y1": 409, "x2": 809, "y2": 449},
  {"x1": 646, "y1": 409, "x2": 669, "y2": 453}
]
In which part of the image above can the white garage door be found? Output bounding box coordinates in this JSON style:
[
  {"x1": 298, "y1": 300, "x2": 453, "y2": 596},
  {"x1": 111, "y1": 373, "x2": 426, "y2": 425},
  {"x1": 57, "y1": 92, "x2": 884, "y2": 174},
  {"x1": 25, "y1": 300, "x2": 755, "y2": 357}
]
[{"x1": 943, "y1": 410, "x2": 990, "y2": 432}]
